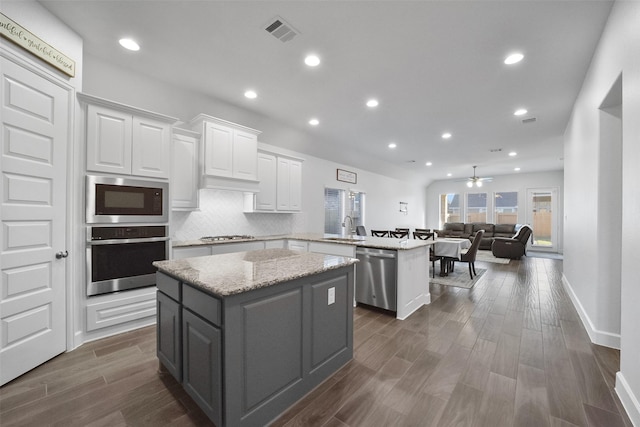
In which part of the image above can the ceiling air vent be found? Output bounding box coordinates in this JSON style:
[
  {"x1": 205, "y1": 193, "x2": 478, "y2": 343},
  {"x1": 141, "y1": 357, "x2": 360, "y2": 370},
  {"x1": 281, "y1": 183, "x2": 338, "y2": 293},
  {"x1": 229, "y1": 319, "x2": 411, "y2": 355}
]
[
  {"x1": 265, "y1": 16, "x2": 299, "y2": 43},
  {"x1": 522, "y1": 117, "x2": 537, "y2": 124}
]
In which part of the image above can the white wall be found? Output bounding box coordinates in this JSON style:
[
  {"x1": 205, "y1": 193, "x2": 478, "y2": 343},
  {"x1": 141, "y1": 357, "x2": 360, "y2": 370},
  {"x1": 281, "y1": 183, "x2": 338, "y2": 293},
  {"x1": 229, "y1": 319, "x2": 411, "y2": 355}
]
[
  {"x1": 81, "y1": 53, "x2": 423, "y2": 184},
  {"x1": 0, "y1": 1, "x2": 83, "y2": 89},
  {"x1": 563, "y1": 1, "x2": 640, "y2": 424},
  {"x1": 425, "y1": 170, "x2": 564, "y2": 250},
  {"x1": 77, "y1": 56, "x2": 428, "y2": 240},
  {"x1": 171, "y1": 142, "x2": 427, "y2": 240}
]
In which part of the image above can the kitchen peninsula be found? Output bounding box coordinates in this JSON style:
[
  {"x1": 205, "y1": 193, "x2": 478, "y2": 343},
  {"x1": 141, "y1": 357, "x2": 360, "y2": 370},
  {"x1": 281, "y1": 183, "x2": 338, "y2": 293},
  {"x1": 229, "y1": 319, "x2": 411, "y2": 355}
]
[
  {"x1": 153, "y1": 248, "x2": 357, "y2": 427},
  {"x1": 173, "y1": 233, "x2": 434, "y2": 320}
]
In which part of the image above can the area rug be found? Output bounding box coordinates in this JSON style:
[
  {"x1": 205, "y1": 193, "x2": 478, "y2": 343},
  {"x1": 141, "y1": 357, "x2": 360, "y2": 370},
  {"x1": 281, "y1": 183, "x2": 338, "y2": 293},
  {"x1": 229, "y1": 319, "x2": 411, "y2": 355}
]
[
  {"x1": 475, "y1": 251, "x2": 510, "y2": 264},
  {"x1": 430, "y1": 267, "x2": 486, "y2": 289}
]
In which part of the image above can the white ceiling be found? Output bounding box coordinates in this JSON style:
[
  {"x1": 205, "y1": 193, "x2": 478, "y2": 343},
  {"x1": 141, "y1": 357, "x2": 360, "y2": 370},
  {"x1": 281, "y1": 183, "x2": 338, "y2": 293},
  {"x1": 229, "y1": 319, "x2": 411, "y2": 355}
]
[{"x1": 38, "y1": 0, "x2": 613, "y2": 185}]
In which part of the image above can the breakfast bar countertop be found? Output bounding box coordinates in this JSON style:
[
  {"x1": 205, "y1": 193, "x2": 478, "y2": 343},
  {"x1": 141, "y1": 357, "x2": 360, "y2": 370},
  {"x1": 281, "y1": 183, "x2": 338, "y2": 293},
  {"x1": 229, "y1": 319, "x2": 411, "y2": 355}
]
[
  {"x1": 172, "y1": 233, "x2": 434, "y2": 251},
  {"x1": 153, "y1": 248, "x2": 357, "y2": 297}
]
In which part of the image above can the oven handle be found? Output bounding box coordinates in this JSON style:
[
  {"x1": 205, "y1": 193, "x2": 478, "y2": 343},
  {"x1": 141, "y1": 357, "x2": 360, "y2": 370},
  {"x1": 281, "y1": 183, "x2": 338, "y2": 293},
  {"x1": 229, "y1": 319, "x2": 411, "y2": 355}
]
[{"x1": 87, "y1": 236, "x2": 170, "y2": 245}]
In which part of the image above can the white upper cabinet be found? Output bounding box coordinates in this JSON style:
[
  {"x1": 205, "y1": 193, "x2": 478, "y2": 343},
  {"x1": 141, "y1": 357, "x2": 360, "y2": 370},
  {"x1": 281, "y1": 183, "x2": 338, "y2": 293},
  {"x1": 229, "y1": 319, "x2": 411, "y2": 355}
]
[
  {"x1": 131, "y1": 117, "x2": 172, "y2": 178},
  {"x1": 245, "y1": 150, "x2": 303, "y2": 213},
  {"x1": 255, "y1": 152, "x2": 277, "y2": 210},
  {"x1": 203, "y1": 121, "x2": 233, "y2": 177},
  {"x1": 277, "y1": 157, "x2": 302, "y2": 211},
  {"x1": 86, "y1": 105, "x2": 132, "y2": 175},
  {"x1": 190, "y1": 114, "x2": 261, "y2": 191},
  {"x1": 171, "y1": 128, "x2": 200, "y2": 210},
  {"x1": 80, "y1": 93, "x2": 177, "y2": 179}
]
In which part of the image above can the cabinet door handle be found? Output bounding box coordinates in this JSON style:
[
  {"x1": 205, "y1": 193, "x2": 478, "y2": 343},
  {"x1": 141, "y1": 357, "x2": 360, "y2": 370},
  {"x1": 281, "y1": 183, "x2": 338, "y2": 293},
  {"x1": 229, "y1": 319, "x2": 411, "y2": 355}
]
[{"x1": 56, "y1": 250, "x2": 69, "y2": 259}]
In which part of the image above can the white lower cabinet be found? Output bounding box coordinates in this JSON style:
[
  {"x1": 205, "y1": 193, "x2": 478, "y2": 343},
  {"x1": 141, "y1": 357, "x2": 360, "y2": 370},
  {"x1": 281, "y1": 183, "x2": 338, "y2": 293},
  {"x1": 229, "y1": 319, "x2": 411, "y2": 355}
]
[
  {"x1": 209, "y1": 241, "x2": 265, "y2": 255},
  {"x1": 173, "y1": 241, "x2": 266, "y2": 260},
  {"x1": 85, "y1": 288, "x2": 157, "y2": 332},
  {"x1": 308, "y1": 242, "x2": 356, "y2": 258},
  {"x1": 173, "y1": 246, "x2": 211, "y2": 259},
  {"x1": 265, "y1": 239, "x2": 285, "y2": 249},
  {"x1": 287, "y1": 240, "x2": 309, "y2": 252}
]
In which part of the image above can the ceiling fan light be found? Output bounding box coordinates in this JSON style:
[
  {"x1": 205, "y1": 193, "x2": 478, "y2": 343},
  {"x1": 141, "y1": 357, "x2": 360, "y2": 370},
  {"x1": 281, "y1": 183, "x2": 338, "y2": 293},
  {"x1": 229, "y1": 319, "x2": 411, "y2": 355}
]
[
  {"x1": 476, "y1": 181, "x2": 483, "y2": 187},
  {"x1": 467, "y1": 181, "x2": 473, "y2": 188}
]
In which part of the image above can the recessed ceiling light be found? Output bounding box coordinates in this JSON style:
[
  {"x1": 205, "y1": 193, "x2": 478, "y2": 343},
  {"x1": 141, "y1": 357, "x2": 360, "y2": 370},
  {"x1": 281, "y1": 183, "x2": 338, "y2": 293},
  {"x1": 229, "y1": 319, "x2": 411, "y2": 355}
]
[
  {"x1": 388, "y1": 142, "x2": 397, "y2": 149},
  {"x1": 425, "y1": 162, "x2": 432, "y2": 166},
  {"x1": 244, "y1": 90, "x2": 257, "y2": 99},
  {"x1": 119, "y1": 38, "x2": 140, "y2": 51},
  {"x1": 442, "y1": 132, "x2": 452, "y2": 140},
  {"x1": 304, "y1": 54, "x2": 320, "y2": 67},
  {"x1": 504, "y1": 53, "x2": 524, "y2": 65},
  {"x1": 514, "y1": 108, "x2": 528, "y2": 116},
  {"x1": 514, "y1": 167, "x2": 521, "y2": 171},
  {"x1": 509, "y1": 151, "x2": 517, "y2": 157},
  {"x1": 366, "y1": 99, "x2": 379, "y2": 108},
  {"x1": 447, "y1": 173, "x2": 452, "y2": 177},
  {"x1": 308, "y1": 118, "x2": 319, "y2": 126}
]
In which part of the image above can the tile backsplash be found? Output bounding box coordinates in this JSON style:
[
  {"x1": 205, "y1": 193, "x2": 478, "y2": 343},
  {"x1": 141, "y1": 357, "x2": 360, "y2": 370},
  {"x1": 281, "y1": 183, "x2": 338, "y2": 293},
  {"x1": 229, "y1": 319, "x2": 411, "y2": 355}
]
[{"x1": 171, "y1": 189, "x2": 307, "y2": 240}]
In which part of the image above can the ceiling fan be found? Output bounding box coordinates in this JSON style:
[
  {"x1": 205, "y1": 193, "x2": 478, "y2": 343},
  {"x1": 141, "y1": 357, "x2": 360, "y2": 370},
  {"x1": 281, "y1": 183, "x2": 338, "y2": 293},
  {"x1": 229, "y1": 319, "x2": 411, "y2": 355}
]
[{"x1": 464, "y1": 166, "x2": 492, "y2": 187}]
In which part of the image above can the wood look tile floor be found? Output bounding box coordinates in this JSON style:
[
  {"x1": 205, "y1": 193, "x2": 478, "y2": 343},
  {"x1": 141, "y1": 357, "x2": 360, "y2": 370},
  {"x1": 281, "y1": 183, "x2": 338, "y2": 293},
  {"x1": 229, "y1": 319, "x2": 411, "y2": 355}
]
[{"x1": 0, "y1": 257, "x2": 633, "y2": 426}]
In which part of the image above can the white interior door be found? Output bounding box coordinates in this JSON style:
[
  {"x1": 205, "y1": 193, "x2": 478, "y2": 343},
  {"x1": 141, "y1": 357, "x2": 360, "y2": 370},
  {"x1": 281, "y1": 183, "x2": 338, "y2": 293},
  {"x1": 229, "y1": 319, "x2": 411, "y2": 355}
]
[
  {"x1": 0, "y1": 55, "x2": 69, "y2": 385},
  {"x1": 526, "y1": 188, "x2": 558, "y2": 251}
]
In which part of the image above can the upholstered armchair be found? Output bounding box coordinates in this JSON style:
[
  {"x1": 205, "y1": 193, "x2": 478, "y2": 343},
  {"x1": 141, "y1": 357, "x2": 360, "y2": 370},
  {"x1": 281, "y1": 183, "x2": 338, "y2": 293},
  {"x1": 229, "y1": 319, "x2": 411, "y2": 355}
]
[{"x1": 491, "y1": 225, "x2": 533, "y2": 259}]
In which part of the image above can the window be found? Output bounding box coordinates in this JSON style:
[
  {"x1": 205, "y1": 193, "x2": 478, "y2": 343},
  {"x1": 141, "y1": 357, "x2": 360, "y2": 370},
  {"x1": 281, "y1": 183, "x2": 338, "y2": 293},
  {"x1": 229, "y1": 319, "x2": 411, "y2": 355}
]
[
  {"x1": 439, "y1": 193, "x2": 460, "y2": 227},
  {"x1": 324, "y1": 188, "x2": 365, "y2": 234},
  {"x1": 494, "y1": 191, "x2": 518, "y2": 224},
  {"x1": 466, "y1": 193, "x2": 487, "y2": 223}
]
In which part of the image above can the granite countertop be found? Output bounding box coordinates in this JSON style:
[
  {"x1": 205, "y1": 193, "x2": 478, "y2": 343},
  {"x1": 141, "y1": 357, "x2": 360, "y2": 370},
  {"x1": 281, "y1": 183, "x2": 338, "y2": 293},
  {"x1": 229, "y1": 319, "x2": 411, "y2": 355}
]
[
  {"x1": 153, "y1": 248, "x2": 357, "y2": 297},
  {"x1": 173, "y1": 233, "x2": 434, "y2": 251}
]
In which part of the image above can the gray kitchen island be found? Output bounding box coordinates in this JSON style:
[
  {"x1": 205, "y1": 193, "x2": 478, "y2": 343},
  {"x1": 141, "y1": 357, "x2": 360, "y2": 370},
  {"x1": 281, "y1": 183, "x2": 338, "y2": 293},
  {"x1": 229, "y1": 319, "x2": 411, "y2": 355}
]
[{"x1": 153, "y1": 248, "x2": 357, "y2": 427}]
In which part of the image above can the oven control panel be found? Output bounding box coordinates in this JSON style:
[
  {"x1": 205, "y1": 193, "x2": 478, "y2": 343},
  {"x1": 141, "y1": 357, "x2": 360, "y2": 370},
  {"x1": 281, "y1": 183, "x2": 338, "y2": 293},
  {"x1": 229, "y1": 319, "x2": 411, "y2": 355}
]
[{"x1": 90, "y1": 226, "x2": 167, "y2": 240}]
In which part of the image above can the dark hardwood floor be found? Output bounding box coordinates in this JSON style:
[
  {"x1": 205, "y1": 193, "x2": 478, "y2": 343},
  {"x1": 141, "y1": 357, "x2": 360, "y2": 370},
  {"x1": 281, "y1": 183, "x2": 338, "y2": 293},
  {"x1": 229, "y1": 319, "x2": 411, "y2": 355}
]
[{"x1": 0, "y1": 256, "x2": 632, "y2": 426}]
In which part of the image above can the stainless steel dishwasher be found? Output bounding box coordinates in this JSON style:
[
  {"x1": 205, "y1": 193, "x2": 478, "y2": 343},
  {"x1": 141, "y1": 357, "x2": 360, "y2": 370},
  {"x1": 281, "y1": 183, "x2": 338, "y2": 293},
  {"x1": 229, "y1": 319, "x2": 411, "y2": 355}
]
[{"x1": 355, "y1": 247, "x2": 397, "y2": 311}]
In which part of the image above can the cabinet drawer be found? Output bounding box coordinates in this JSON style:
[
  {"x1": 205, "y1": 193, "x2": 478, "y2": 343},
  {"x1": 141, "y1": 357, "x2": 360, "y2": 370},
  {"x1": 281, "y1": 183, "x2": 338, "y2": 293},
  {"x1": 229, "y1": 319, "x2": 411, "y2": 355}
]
[
  {"x1": 183, "y1": 284, "x2": 221, "y2": 326},
  {"x1": 157, "y1": 273, "x2": 181, "y2": 301},
  {"x1": 172, "y1": 246, "x2": 211, "y2": 259}
]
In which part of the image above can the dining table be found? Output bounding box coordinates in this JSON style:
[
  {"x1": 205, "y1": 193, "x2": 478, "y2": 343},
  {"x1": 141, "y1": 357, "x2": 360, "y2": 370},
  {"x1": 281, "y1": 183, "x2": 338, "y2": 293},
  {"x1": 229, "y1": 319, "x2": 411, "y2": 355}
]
[{"x1": 433, "y1": 237, "x2": 472, "y2": 276}]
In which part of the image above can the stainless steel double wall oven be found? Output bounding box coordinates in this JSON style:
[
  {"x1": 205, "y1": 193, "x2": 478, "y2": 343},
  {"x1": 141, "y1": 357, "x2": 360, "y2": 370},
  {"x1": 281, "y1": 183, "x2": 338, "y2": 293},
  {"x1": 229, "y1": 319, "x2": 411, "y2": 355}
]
[{"x1": 86, "y1": 175, "x2": 169, "y2": 296}]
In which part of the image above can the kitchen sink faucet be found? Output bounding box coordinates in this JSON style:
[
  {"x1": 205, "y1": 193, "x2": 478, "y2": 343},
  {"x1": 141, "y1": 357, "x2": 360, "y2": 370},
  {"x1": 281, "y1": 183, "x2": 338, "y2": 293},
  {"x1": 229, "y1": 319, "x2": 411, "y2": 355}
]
[{"x1": 342, "y1": 215, "x2": 353, "y2": 235}]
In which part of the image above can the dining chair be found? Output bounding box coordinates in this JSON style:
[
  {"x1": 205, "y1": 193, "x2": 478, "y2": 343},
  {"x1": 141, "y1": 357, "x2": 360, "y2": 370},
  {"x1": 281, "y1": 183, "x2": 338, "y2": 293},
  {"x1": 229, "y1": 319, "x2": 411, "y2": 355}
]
[
  {"x1": 371, "y1": 230, "x2": 389, "y2": 237},
  {"x1": 356, "y1": 225, "x2": 367, "y2": 236},
  {"x1": 413, "y1": 231, "x2": 435, "y2": 240},
  {"x1": 413, "y1": 231, "x2": 438, "y2": 277},
  {"x1": 458, "y1": 229, "x2": 484, "y2": 279},
  {"x1": 389, "y1": 230, "x2": 409, "y2": 238},
  {"x1": 414, "y1": 228, "x2": 430, "y2": 233},
  {"x1": 395, "y1": 228, "x2": 410, "y2": 234}
]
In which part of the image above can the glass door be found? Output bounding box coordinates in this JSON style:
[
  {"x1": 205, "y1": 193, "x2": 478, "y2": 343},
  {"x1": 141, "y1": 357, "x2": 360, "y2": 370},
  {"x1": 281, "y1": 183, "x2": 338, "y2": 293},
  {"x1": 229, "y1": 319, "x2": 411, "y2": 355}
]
[{"x1": 526, "y1": 188, "x2": 558, "y2": 250}]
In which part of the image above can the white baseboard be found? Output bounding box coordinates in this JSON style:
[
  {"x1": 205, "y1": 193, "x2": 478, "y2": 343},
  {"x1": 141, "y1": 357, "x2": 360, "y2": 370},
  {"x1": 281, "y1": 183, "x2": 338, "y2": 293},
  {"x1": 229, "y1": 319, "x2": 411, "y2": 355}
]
[
  {"x1": 616, "y1": 372, "x2": 640, "y2": 426},
  {"x1": 561, "y1": 274, "x2": 621, "y2": 349},
  {"x1": 396, "y1": 293, "x2": 430, "y2": 320}
]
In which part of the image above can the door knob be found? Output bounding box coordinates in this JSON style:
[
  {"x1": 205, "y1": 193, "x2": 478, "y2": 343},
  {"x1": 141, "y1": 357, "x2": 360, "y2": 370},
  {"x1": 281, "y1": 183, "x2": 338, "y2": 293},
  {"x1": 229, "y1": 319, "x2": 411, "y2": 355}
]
[{"x1": 56, "y1": 251, "x2": 69, "y2": 259}]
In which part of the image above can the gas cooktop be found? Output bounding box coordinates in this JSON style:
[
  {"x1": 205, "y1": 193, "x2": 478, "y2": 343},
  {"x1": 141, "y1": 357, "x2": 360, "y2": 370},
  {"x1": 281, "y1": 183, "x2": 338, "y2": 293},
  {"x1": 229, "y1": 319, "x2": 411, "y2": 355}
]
[{"x1": 200, "y1": 235, "x2": 255, "y2": 241}]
